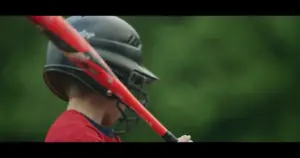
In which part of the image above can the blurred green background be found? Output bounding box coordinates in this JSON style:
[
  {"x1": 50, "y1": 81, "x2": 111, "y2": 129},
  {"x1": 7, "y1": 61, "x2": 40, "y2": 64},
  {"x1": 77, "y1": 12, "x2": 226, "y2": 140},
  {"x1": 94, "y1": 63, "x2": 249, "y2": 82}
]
[{"x1": 0, "y1": 16, "x2": 299, "y2": 142}]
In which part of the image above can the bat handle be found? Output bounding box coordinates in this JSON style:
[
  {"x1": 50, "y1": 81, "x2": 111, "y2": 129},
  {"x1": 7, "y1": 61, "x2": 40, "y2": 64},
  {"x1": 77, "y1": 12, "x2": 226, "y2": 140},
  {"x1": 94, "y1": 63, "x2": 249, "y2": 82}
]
[{"x1": 162, "y1": 131, "x2": 178, "y2": 142}]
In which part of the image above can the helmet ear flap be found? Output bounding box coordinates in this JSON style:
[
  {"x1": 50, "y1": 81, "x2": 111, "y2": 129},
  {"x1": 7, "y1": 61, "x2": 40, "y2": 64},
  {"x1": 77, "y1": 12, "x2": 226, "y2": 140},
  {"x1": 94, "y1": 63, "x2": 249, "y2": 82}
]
[{"x1": 44, "y1": 65, "x2": 116, "y2": 101}]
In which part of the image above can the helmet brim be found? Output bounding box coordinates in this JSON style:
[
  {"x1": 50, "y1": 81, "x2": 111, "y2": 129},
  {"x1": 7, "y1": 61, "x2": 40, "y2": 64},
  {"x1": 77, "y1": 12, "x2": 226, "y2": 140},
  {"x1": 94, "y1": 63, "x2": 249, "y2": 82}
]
[{"x1": 95, "y1": 48, "x2": 159, "y2": 84}]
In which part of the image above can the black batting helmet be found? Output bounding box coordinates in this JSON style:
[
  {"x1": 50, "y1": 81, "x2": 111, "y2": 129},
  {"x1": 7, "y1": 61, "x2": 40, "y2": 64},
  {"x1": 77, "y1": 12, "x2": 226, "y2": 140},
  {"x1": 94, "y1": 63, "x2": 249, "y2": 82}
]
[{"x1": 43, "y1": 16, "x2": 159, "y2": 133}]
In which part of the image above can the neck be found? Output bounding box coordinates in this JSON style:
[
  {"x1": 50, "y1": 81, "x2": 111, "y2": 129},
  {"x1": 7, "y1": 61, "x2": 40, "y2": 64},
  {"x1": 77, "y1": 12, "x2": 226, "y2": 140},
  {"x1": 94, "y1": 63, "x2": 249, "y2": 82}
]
[{"x1": 67, "y1": 97, "x2": 105, "y2": 125}]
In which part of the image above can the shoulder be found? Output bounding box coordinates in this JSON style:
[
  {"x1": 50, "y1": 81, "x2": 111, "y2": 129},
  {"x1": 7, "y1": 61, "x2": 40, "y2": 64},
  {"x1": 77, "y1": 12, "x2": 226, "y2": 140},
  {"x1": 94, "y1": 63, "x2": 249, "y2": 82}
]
[
  {"x1": 45, "y1": 122, "x2": 104, "y2": 142},
  {"x1": 45, "y1": 110, "x2": 105, "y2": 142}
]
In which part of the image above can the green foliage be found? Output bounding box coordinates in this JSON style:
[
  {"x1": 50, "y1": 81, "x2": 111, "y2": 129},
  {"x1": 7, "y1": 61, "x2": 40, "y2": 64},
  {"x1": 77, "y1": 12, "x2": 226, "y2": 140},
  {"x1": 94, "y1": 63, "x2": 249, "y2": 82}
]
[{"x1": 0, "y1": 16, "x2": 299, "y2": 142}]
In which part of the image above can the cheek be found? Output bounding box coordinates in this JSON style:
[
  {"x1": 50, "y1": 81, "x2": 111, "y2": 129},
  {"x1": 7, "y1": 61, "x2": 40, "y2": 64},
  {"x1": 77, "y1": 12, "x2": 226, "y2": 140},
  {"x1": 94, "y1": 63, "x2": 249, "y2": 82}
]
[
  {"x1": 114, "y1": 103, "x2": 126, "y2": 118},
  {"x1": 114, "y1": 104, "x2": 125, "y2": 114},
  {"x1": 119, "y1": 103, "x2": 126, "y2": 110},
  {"x1": 110, "y1": 101, "x2": 125, "y2": 114}
]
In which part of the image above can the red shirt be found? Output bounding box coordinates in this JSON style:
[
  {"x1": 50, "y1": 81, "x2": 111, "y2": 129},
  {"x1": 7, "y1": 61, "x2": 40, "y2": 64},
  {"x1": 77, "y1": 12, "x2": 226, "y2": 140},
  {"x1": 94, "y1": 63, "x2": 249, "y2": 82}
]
[{"x1": 45, "y1": 110, "x2": 121, "y2": 142}]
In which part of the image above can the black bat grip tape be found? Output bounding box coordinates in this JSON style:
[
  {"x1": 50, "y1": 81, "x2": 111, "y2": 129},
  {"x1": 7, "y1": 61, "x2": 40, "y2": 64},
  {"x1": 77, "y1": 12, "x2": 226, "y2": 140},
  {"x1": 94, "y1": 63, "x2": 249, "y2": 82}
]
[{"x1": 162, "y1": 131, "x2": 178, "y2": 142}]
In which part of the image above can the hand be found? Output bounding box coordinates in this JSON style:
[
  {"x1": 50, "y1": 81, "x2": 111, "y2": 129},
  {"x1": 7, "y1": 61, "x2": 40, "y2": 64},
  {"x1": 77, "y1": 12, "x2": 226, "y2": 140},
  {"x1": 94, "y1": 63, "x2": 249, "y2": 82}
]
[{"x1": 178, "y1": 135, "x2": 193, "y2": 142}]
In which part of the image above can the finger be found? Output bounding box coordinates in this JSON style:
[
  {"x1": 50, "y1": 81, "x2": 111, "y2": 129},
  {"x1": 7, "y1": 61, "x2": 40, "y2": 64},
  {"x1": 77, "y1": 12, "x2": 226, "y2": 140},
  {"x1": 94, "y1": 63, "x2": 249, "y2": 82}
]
[
  {"x1": 178, "y1": 135, "x2": 191, "y2": 142},
  {"x1": 181, "y1": 135, "x2": 190, "y2": 139}
]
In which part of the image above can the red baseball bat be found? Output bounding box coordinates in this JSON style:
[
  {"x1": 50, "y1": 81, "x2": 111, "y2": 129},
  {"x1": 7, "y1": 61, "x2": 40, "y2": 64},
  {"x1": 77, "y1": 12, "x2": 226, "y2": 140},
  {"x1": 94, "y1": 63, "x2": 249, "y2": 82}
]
[{"x1": 28, "y1": 16, "x2": 178, "y2": 142}]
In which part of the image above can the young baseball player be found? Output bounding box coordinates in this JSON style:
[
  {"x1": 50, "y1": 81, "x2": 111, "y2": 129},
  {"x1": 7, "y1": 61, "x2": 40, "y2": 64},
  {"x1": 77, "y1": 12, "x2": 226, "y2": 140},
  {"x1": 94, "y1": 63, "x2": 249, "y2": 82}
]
[{"x1": 44, "y1": 16, "x2": 192, "y2": 142}]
